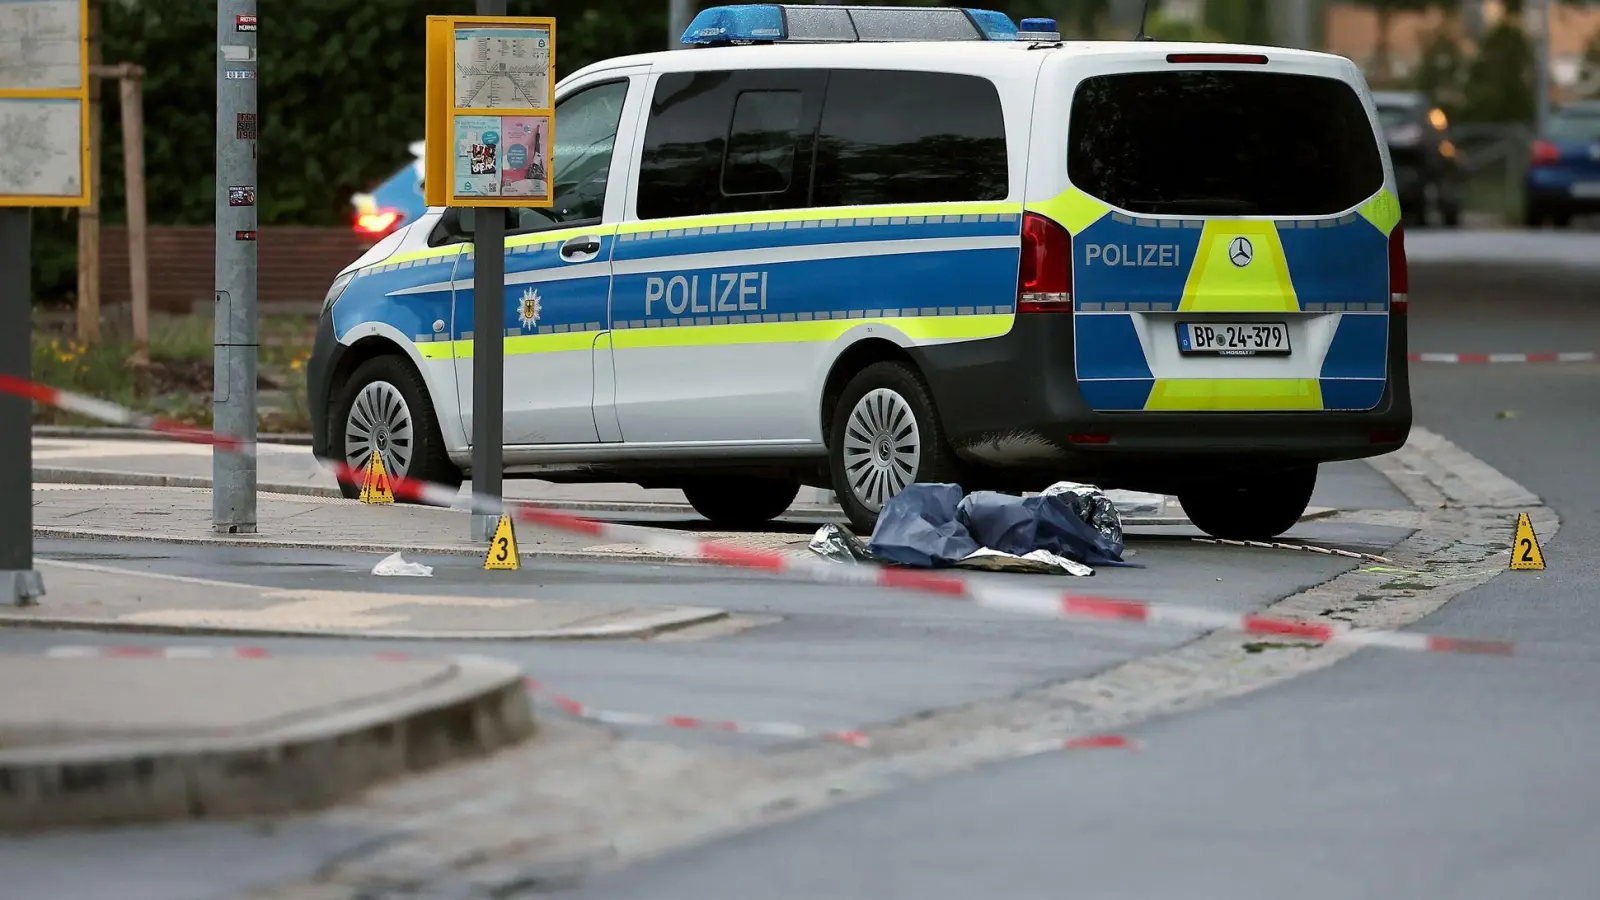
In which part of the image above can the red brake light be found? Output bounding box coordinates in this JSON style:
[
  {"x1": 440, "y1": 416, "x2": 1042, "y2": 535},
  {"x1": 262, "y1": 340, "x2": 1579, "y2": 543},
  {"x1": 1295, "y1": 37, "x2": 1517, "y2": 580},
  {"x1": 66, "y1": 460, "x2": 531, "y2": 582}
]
[
  {"x1": 1389, "y1": 223, "x2": 1408, "y2": 313},
  {"x1": 1018, "y1": 212, "x2": 1072, "y2": 313},
  {"x1": 1530, "y1": 139, "x2": 1560, "y2": 167},
  {"x1": 355, "y1": 209, "x2": 401, "y2": 236},
  {"x1": 1166, "y1": 53, "x2": 1268, "y2": 65}
]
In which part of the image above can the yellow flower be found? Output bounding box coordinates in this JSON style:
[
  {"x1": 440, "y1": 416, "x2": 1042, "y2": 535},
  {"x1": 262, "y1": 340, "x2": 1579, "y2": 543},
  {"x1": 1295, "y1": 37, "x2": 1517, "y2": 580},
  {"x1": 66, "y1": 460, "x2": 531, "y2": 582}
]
[{"x1": 290, "y1": 358, "x2": 304, "y2": 371}]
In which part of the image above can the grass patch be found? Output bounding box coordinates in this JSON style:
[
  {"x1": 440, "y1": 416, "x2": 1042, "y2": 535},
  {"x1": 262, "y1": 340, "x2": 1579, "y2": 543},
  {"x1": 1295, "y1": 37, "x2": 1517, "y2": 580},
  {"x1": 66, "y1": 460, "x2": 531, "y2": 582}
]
[
  {"x1": 1242, "y1": 641, "x2": 1318, "y2": 654},
  {"x1": 32, "y1": 311, "x2": 316, "y2": 433},
  {"x1": 1380, "y1": 580, "x2": 1432, "y2": 591}
]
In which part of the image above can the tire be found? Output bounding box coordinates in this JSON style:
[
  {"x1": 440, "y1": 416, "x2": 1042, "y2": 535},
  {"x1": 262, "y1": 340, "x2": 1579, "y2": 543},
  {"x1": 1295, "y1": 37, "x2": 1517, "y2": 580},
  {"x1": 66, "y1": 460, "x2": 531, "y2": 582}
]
[
  {"x1": 329, "y1": 354, "x2": 462, "y2": 501},
  {"x1": 1551, "y1": 211, "x2": 1573, "y2": 229},
  {"x1": 1178, "y1": 465, "x2": 1318, "y2": 542},
  {"x1": 827, "y1": 360, "x2": 961, "y2": 535},
  {"x1": 682, "y1": 477, "x2": 801, "y2": 528}
]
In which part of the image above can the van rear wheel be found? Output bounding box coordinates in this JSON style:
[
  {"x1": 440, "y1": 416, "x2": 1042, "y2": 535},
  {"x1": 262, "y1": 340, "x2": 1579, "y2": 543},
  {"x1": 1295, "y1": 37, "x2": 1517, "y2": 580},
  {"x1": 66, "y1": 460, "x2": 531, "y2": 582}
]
[
  {"x1": 683, "y1": 477, "x2": 800, "y2": 528},
  {"x1": 828, "y1": 361, "x2": 960, "y2": 536},
  {"x1": 1178, "y1": 465, "x2": 1317, "y2": 542}
]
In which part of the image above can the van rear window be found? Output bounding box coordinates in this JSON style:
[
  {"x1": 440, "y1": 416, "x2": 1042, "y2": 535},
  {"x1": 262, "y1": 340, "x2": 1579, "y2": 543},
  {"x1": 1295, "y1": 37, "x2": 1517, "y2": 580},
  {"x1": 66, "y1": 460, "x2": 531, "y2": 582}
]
[{"x1": 1067, "y1": 71, "x2": 1384, "y2": 217}]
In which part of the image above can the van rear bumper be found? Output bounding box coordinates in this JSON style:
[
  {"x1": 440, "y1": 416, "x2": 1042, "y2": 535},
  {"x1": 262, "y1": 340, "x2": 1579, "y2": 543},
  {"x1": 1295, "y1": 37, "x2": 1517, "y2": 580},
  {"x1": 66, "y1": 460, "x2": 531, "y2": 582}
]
[{"x1": 908, "y1": 313, "x2": 1412, "y2": 495}]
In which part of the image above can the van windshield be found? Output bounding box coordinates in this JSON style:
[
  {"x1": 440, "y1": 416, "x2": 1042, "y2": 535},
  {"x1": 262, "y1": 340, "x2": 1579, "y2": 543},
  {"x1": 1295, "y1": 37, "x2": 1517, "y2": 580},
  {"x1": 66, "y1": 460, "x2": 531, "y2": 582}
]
[{"x1": 1067, "y1": 70, "x2": 1385, "y2": 217}]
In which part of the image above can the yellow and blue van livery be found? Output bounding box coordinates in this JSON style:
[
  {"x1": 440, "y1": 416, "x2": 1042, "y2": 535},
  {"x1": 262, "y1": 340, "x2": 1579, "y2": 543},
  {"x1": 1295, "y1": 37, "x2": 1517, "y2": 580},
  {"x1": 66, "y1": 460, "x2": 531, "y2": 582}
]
[{"x1": 309, "y1": 5, "x2": 1411, "y2": 542}]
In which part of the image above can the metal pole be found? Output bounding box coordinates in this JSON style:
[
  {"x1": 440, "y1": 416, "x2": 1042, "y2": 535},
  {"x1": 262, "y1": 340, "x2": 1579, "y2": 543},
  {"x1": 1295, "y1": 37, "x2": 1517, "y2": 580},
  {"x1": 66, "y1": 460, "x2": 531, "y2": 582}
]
[
  {"x1": 0, "y1": 209, "x2": 44, "y2": 606},
  {"x1": 213, "y1": 0, "x2": 258, "y2": 534},
  {"x1": 1531, "y1": 0, "x2": 1551, "y2": 136},
  {"x1": 470, "y1": 0, "x2": 507, "y2": 543},
  {"x1": 668, "y1": 0, "x2": 693, "y2": 48}
]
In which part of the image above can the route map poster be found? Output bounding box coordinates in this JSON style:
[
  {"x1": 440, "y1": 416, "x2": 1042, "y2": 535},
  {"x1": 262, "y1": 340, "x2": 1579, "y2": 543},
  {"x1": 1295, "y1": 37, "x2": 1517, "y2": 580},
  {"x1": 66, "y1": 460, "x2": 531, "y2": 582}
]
[
  {"x1": 425, "y1": 15, "x2": 555, "y2": 208},
  {"x1": 452, "y1": 25, "x2": 551, "y2": 110},
  {"x1": 0, "y1": 0, "x2": 89, "y2": 205}
]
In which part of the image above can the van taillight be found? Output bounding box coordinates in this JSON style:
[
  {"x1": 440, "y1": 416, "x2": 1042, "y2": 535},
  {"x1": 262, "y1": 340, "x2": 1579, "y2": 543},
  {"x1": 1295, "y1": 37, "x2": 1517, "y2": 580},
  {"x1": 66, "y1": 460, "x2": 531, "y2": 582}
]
[
  {"x1": 1389, "y1": 223, "x2": 1408, "y2": 313},
  {"x1": 1018, "y1": 212, "x2": 1072, "y2": 313}
]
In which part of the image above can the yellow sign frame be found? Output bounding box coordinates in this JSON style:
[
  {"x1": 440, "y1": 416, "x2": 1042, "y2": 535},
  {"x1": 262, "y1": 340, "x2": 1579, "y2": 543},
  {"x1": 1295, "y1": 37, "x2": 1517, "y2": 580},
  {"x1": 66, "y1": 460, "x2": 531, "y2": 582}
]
[
  {"x1": 0, "y1": 0, "x2": 92, "y2": 207},
  {"x1": 424, "y1": 15, "x2": 556, "y2": 209}
]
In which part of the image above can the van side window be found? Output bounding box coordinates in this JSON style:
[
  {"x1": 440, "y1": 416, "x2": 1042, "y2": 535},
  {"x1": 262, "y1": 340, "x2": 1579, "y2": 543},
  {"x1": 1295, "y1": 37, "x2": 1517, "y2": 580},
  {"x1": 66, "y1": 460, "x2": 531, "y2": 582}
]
[
  {"x1": 722, "y1": 90, "x2": 805, "y2": 198},
  {"x1": 812, "y1": 70, "x2": 1008, "y2": 207},
  {"x1": 637, "y1": 71, "x2": 821, "y2": 219}
]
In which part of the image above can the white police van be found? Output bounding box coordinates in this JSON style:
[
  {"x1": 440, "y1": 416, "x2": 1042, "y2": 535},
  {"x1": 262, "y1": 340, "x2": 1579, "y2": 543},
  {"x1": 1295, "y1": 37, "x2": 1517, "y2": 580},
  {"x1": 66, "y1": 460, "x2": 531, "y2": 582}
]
[{"x1": 309, "y1": 4, "x2": 1412, "y2": 541}]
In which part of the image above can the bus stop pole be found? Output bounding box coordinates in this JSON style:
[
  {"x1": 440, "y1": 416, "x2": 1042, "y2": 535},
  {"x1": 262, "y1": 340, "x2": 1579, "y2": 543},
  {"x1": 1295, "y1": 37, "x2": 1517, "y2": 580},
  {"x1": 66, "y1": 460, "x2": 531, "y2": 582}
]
[
  {"x1": 469, "y1": 0, "x2": 507, "y2": 543},
  {"x1": 0, "y1": 208, "x2": 44, "y2": 606}
]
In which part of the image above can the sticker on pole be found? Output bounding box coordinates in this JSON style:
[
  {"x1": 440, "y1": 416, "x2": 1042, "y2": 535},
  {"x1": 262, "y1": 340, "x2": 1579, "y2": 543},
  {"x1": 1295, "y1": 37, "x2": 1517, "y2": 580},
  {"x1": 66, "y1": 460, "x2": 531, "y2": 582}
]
[
  {"x1": 1510, "y1": 512, "x2": 1545, "y2": 571},
  {"x1": 484, "y1": 514, "x2": 520, "y2": 571},
  {"x1": 358, "y1": 453, "x2": 394, "y2": 505}
]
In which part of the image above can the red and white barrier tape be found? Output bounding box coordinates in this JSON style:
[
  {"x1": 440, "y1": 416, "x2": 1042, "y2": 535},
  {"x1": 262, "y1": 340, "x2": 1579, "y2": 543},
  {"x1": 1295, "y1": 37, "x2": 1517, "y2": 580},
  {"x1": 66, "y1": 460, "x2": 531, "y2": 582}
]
[
  {"x1": 38, "y1": 644, "x2": 868, "y2": 747},
  {"x1": 4, "y1": 374, "x2": 1522, "y2": 659},
  {"x1": 1409, "y1": 351, "x2": 1595, "y2": 364},
  {"x1": 38, "y1": 645, "x2": 1138, "y2": 752},
  {"x1": 523, "y1": 678, "x2": 871, "y2": 748}
]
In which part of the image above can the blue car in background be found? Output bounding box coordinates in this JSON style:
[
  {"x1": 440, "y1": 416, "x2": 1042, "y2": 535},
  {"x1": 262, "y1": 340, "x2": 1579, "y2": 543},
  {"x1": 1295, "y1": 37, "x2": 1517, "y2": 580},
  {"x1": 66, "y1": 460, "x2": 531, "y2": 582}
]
[
  {"x1": 349, "y1": 140, "x2": 429, "y2": 243},
  {"x1": 1525, "y1": 101, "x2": 1600, "y2": 228}
]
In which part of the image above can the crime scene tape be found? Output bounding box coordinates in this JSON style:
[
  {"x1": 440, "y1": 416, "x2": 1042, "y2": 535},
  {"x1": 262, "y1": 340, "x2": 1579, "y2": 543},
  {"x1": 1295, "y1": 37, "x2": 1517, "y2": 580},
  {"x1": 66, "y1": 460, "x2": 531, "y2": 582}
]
[
  {"x1": 1, "y1": 374, "x2": 1523, "y2": 659},
  {"x1": 37, "y1": 645, "x2": 1138, "y2": 752},
  {"x1": 35, "y1": 643, "x2": 875, "y2": 746}
]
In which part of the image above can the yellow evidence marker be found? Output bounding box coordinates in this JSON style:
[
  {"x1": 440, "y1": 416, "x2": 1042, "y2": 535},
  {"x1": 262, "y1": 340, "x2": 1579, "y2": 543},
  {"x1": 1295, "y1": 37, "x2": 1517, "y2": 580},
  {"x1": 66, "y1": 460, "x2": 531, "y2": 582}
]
[
  {"x1": 484, "y1": 514, "x2": 521, "y2": 571},
  {"x1": 358, "y1": 452, "x2": 395, "y2": 505},
  {"x1": 1510, "y1": 512, "x2": 1546, "y2": 571}
]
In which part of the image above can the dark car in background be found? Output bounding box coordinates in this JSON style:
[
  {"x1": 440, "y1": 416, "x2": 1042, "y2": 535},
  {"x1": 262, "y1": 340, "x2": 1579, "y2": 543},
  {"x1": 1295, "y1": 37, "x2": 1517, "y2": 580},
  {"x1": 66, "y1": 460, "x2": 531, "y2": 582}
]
[
  {"x1": 1372, "y1": 90, "x2": 1464, "y2": 228},
  {"x1": 1524, "y1": 101, "x2": 1600, "y2": 228}
]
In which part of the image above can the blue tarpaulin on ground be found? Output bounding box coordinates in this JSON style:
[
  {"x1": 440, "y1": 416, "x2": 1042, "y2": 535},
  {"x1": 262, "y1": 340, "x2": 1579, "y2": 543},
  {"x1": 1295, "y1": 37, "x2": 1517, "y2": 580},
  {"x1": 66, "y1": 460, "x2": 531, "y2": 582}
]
[{"x1": 865, "y1": 483, "x2": 1136, "y2": 570}]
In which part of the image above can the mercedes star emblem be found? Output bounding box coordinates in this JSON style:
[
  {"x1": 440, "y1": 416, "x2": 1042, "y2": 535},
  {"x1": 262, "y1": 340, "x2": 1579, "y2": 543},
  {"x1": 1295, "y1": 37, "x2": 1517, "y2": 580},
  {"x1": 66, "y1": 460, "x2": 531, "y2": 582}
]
[{"x1": 1228, "y1": 236, "x2": 1254, "y2": 268}]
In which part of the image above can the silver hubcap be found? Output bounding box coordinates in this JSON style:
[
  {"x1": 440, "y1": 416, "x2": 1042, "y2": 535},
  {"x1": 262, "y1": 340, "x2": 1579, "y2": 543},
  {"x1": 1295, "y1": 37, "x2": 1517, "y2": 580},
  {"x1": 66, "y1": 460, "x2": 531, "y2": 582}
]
[
  {"x1": 841, "y1": 388, "x2": 920, "y2": 512},
  {"x1": 345, "y1": 381, "x2": 414, "y2": 478}
]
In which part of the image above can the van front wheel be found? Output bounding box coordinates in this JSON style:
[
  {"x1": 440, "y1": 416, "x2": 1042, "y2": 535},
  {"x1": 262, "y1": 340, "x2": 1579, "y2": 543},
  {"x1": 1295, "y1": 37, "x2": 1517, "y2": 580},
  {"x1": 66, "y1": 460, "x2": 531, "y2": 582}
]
[{"x1": 1178, "y1": 465, "x2": 1317, "y2": 542}]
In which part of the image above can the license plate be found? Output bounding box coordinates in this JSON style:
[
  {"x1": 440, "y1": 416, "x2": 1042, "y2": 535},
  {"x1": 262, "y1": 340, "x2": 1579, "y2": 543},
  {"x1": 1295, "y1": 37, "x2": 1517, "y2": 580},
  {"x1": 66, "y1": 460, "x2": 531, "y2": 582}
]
[
  {"x1": 1571, "y1": 182, "x2": 1600, "y2": 198},
  {"x1": 1177, "y1": 322, "x2": 1290, "y2": 356}
]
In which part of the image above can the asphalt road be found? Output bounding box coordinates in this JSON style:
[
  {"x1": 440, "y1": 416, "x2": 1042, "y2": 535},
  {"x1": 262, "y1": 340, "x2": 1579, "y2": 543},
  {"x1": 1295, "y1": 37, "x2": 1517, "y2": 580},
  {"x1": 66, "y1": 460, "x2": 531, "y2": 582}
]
[
  {"x1": 4, "y1": 249, "x2": 1597, "y2": 899},
  {"x1": 560, "y1": 268, "x2": 1600, "y2": 899}
]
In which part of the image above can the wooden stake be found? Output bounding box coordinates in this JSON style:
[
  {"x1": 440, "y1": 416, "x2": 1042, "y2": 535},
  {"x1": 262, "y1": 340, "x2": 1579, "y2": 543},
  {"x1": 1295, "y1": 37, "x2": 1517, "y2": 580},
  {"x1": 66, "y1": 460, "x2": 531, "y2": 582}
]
[
  {"x1": 118, "y1": 64, "x2": 149, "y2": 366},
  {"x1": 76, "y1": 0, "x2": 103, "y2": 345}
]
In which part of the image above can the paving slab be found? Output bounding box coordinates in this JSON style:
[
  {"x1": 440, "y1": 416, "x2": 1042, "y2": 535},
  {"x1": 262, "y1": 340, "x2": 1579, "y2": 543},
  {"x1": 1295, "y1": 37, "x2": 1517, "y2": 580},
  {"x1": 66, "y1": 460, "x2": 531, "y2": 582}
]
[
  {"x1": 0, "y1": 651, "x2": 533, "y2": 831},
  {"x1": 0, "y1": 558, "x2": 725, "y2": 640}
]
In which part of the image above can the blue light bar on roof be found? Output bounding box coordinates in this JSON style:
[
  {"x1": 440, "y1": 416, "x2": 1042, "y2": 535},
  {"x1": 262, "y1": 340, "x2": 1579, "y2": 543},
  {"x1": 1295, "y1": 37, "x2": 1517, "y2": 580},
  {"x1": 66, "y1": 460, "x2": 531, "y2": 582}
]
[{"x1": 680, "y1": 5, "x2": 1020, "y2": 46}]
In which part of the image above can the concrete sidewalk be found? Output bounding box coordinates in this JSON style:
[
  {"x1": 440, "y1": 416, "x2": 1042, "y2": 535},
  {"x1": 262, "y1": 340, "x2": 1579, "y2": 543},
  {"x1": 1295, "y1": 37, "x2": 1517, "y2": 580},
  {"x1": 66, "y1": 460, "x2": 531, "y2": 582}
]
[
  {"x1": 31, "y1": 436, "x2": 840, "y2": 514},
  {"x1": 0, "y1": 649, "x2": 533, "y2": 831},
  {"x1": 2, "y1": 550, "x2": 726, "y2": 640}
]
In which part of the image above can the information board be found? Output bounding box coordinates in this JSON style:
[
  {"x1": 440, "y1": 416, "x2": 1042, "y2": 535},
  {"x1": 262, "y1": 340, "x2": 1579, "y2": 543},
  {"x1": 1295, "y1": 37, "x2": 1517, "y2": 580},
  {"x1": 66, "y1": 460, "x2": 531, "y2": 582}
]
[
  {"x1": 0, "y1": 0, "x2": 91, "y2": 206},
  {"x1": 425, "y1": 15, "x2": 555, "y2": 209}
]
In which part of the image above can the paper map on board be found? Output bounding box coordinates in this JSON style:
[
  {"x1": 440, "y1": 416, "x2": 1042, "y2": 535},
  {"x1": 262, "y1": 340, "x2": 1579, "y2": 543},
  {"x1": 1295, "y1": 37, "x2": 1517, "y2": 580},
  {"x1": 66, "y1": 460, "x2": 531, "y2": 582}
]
[
  {"x1": 453, "y1": 25, "x2": 551, "y2": 110},
  {"x1": 0, "y1": 0, "x2": 82, "y2": 90},
  {"x1": 0, "y1": 98, "x2": 81, "y2": 197}
]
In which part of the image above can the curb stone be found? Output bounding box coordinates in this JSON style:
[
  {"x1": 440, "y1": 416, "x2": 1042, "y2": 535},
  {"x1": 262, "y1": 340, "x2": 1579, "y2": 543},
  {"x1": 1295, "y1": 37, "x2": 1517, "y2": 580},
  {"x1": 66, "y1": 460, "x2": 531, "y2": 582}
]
[
  {"x1": 240, "y1": 426, "x2": 1558, "y2": 896},
  {"x1": 33, "y1": 425, "x2": 314, "y2": 445},
  {"x1": 0, "y1": 654, "x2": 534, "y2": 833},
  {"x1": 31, "y1": 467, "x2": 841, "y2": 518},
  {"x1": 0, "y1": 605, "x2": 730, "y2": 642}
]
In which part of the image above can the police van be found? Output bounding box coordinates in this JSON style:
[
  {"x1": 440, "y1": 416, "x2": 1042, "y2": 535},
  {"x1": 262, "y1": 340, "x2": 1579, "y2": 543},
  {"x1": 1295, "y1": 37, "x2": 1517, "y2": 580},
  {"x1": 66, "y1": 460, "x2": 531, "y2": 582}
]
[{"x1": 308, "y1": 4, "x2": 1412, "y2": 541}]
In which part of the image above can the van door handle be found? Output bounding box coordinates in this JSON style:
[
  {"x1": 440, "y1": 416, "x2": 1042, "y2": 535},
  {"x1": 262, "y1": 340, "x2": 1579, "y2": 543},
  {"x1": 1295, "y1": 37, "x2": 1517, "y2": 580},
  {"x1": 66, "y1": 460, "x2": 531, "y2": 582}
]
[{"x1": 560, "y1": 235, "x2": 601, "y2": 258}]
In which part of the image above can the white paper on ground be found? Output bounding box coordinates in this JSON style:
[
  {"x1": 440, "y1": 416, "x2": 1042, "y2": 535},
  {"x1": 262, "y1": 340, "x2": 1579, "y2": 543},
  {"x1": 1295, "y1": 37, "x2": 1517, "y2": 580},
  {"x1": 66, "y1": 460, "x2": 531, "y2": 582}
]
[{"x1": 372, "y1": 551, "x2": 433, "y2": 577}]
